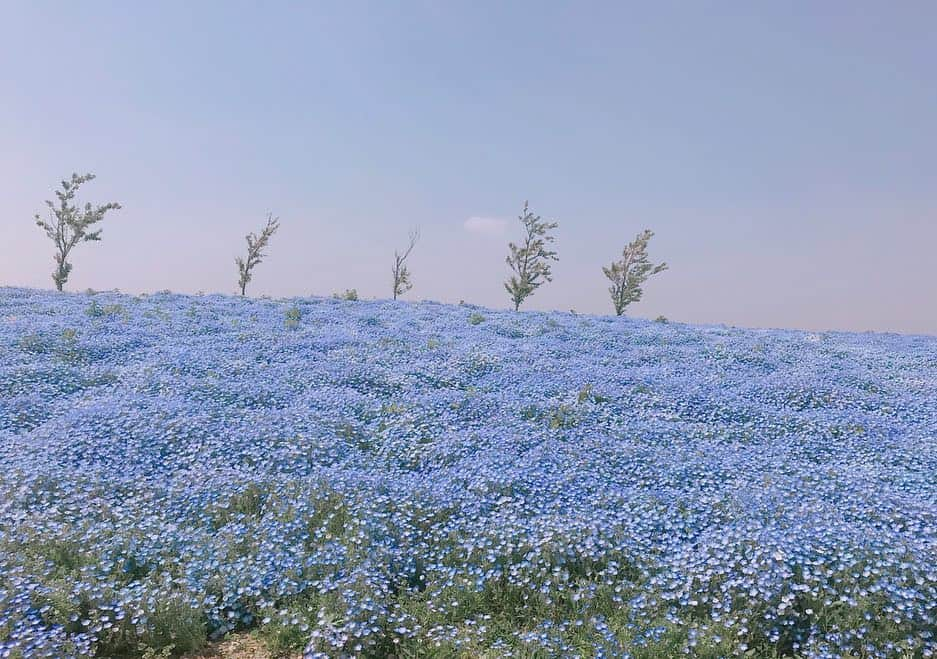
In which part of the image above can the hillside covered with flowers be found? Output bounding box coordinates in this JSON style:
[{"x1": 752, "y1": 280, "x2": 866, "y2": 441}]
[{"x1": 0, "y1": 287, "x2": 935, "y2": 658}]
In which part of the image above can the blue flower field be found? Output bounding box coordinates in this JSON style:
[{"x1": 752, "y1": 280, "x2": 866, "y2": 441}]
[{"x1": 0, "y1": 288, "x2": 934, "y2": 658}]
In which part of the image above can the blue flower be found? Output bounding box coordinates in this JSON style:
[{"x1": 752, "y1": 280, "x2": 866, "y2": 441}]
[{"x1": 0, "y1": 288, "x2": 934, "y2": 657}]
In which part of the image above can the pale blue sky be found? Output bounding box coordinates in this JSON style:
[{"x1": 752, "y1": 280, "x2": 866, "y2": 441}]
[{"x1": 2, "y1": 2, "x2": 935, "y2": 333}]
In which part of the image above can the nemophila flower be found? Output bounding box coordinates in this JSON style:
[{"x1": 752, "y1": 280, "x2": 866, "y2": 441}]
[{"x1": 0, "y1": 288, "x2": 934, "y2": 657}]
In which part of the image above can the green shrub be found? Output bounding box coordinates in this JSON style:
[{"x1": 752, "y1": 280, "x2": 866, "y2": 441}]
[
  {"x1": 86, "y1": 300, "x2": 126, "y2": 318},
  {"x1": 103, "y1": 596, "x2": 206, "y2": 657},
  {"x1": 548, "y1": 403, "x2": 577, "y2": 429},
  {"x1": 333, "y1": 289, "x2": 358, "y2": 301},
  {"x1": 284, "y1": 306, "x2": 301, "y2": 329},
  {"x1": 19, "y1": 332, "x2": 52, "y2": 353},
  {"x1": 104, "y1": 304, "x2": 126, "y2": 317},
  {"x1": 255, "y1": 594, "x2": 319, "y2": 657},
  {"x1": 578, "y1": 383, "x2": 610, "y2": 404},
  {"x1": 468, "y1": 312, "x2": 485, "y2": 325},
  {"x1": 85, "y1": 300, "x2": 105, "y2": 317}
]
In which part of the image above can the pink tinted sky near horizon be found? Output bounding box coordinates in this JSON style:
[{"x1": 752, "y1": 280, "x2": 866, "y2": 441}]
[{"x1": 1, "y1": 2, "x2": 935, "y2": 334}]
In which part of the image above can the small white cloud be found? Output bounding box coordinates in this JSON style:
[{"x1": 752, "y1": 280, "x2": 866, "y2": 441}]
[{"x1": 464, "y1": 216, "x2": 506, "y2": 235}]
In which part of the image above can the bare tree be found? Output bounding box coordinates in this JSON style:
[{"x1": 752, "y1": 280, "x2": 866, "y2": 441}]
[
  {"x1": 504, "y1": 201, "x2": 559, "y2": 311},
  {"x1": 236, "y1": 213, "x2": 280, "y2": 296},
  {"x1": 603, "y1": 229, "x2": 667, "y2": 316},
  {"x1": 34, "y1": 173, "x2": 121, "y2": 291},
  {"x1": 391, "y1": 227, "x2": 420, "y2": 300}
]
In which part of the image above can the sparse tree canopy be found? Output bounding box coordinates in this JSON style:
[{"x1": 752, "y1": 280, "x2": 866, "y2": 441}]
[
  {"x1": 603, "y1": 229, "x2": 667, "y2": 316},
  {"x1": 504, "y1": 201, "x2": 559, "y2": 311},
  {"x1": 236, "y1": 213, "x2": 280, "y2": 296},
  {"x1": 34, "y1": 173, "x2": 121, "y2": 291},
  {"x1": 392, "y1": 227, "x2": 420, "y2": 300}
]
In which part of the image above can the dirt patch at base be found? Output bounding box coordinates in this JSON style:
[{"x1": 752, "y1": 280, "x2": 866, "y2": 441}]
[{"x1": 183, "y1": 634, "x2": 301, "y2": 659}]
